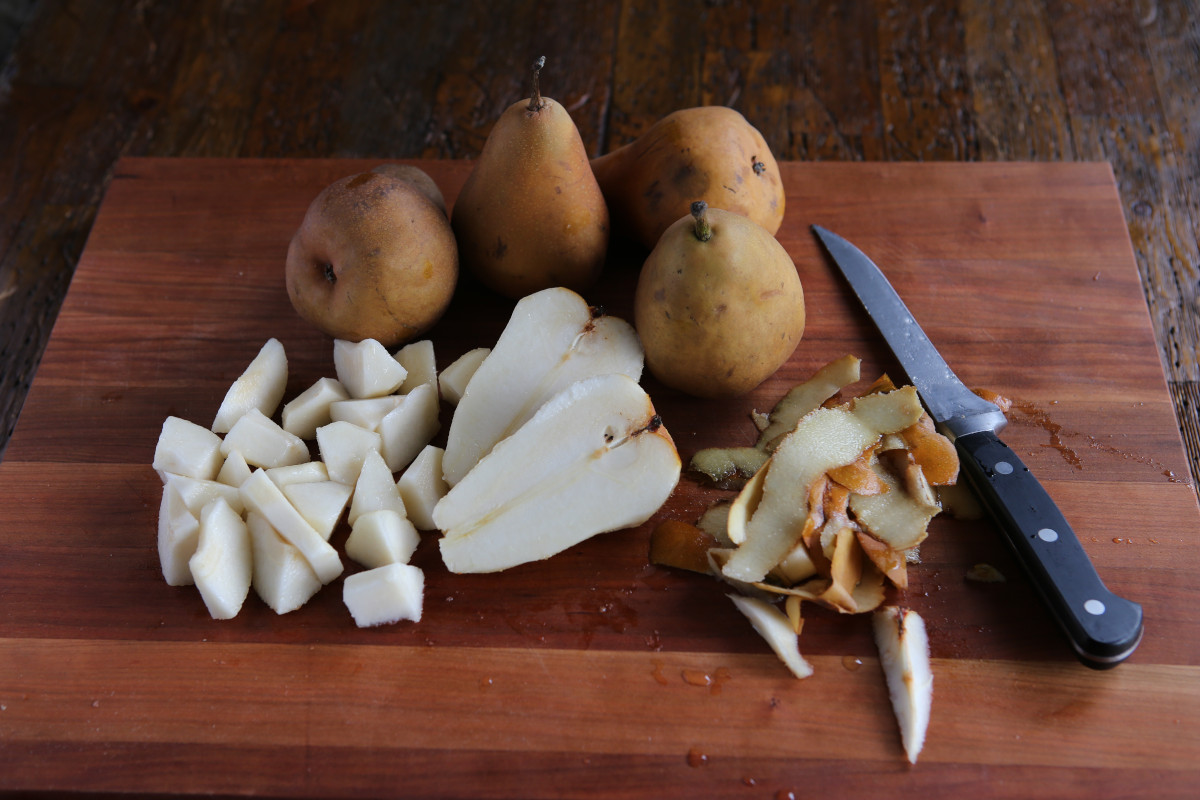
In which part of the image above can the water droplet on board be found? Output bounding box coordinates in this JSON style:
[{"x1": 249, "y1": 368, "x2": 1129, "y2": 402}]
[
  {"x1": 687, "y1": 748, "x2": 709, "y2": 767},
  {"x1": 841, "y1": 655, "x2": 864, "y2": 671}
]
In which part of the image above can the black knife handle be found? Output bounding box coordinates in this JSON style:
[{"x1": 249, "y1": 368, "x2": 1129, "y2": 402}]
[{"x1": 954, "y1": 430, "x2": 1144, "y2": 669}]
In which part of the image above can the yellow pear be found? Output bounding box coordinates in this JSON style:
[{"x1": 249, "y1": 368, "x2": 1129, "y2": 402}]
[
  {"x1": 451, "y1": 57, "x2": 609, "y2": 298},
  {"x1": 591, "y1": 106, "x2": 785, "y2": 250},
  {"x1": 285, "y1": 166, "x2": 457, "y2": 347},
  {"x1": 634, "y1": 202, "x2": 804, "y2": 398}
]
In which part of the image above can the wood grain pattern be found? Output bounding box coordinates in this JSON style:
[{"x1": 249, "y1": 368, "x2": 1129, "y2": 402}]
[{"x1": 0, "y1": 157, "x2": 1197, "y2": 798}]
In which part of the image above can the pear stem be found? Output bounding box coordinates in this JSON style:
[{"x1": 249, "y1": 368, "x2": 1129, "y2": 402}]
[
  {"x1": 691, "y1": 201, "x2": 712, "y2": 242},
  {"x1": 528, "y1": 56, "x2": 546, "y2": 112}
]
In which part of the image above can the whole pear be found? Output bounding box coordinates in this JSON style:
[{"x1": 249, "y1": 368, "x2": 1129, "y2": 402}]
[
  {"x1": 286, "y1": 166, "x2": 458, "y2": 347},
  {"x1": 634, "y1": 202, "x2": 804, "y2": 398},
  {"x1": 451, "y1": 57, "x2": 609, "y2": 298},
  {"x1": 591, "y1": 106, "x2": 785, "y2": 250}
]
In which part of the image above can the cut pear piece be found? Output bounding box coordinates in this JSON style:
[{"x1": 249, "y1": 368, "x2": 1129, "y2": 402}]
[
  {"x1": 189, "y1": 498, "x2": 253, "y2": 620},
  {"x1": 329, "y1": 396, "x2": 405, "y2": 431},
  {"x1": 721, "y1": 388, "x2": 923, "y2": 584},
  {"x1": 281, "y1": 480, "x2": 352, "y2": 541},
  {"x1": 396, "y1": 445, "x2": 448, "y2": 530},
  {"x1": 727, "y1": 461, "x2": 768, "y2": 546},
  {"x1": 334, "y1": 338, "x2": 407, "y2": 399},
  {"x1": 438, "y1": 347, "x2": 489, "y2": 405},
  {"x1": 246, "y1": 512, "x2": 322, "y2": 614},
  {"x1": 395, "y1": 339, "x2": 437, "y2": 393},
  {"x1": 153, "y1": 416, "x2": 224, "y2": 481},
  {"x1": 343, "y1": 563, "x2": 424, "y2": 627},
  {"x1": 158, "y1": 482, "x2": 200, "y2": 586},
  {"x1": 164, "y1": 474, "x2": 245, "y2": 517},
  {"x1": 874, "y1": 606, "x2": 934, "y2": 764},
  {"x1": 267, "y1": 461, "x2": 329, "y2": 487},
  {"x1": 348, "y1": 449, "x2": 407, "y2": 526},
  {"x1": 441, "y1": 287, "x2": 644, "y2": 486},
  {"x1": 379, "y1": 382, "x2": 440, "y2": 473},
  {"x1": 211, "y1": 338, "x2": 288, "y2": 433},
  {"x1": 436, "y1": 373, "x2": 679, "y2": 574},
  {"x1": 281, "y1": 377, "x2": 349, "y2": 440},
  {"x1": 220, "y1": 408, "x2": 309, "y2": 469},
  {"x1": 216, "y1": 450, "x2": 252, "y2": 488},
  {"x1": 345, "y1": 509, "x2": 420, "y2": 568},
  {"x1": 315, "y1": 420, "x2": 382, "y2": 486},
  {"x1": 238, "y1": 469, "x2": 343, "y2": 584},
  {"x1": 728, "y1": 594, "x2": 813, "y2": 679}
]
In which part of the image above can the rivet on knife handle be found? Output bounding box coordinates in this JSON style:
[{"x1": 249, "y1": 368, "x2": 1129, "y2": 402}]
[
  {"x1": 811, "y1": 224, "x2": 1144, "y2": 668},
  {"x1": 955, "y1": 430, "x2": 1143, "y2": 668}
]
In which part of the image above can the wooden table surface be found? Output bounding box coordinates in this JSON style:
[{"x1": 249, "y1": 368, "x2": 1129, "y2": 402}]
[{"x1": 1, "y1": 2, "x2": 1199, "y2": 799}]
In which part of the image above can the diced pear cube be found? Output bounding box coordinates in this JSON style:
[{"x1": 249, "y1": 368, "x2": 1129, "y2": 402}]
[
  {"x1": 316, "y1": 420, "x2": 382, "y2": 486},
  {"x1": 396, "y1": 445, "x2": 448, "y2": 530},
  {"x1": 329, "y1": 396, "x2": 404, "y2": 431},
  {"x1": 334, "y1": 338, "x2": 407, "y2": 399},
  {"x1": 221, "y1": 408, "x2": 309, "y2": 469},
  {"x1": 165, "y1": 474, "x2": 245, "y2": 516},
  {"x1": 216, "y1": 450, "x2": 253, "y2": 488},
  {"x1": 189, "y1": 498, "x2": 253, "y2": 620},
  {"x1": 379, "y1": 382, "x2": 440, "y2": 473},
  {"x1": 238, "y1": 469, "x2": 343, "y2": 584},
  {"x1": 345, "y1": 509, "x2": 420, "y2": 568},
  {"x1": 247, "y1": 512, "x2": 322, "y2": 615},
  {"x1": 438, "y1": 347, "x2": 489, "y2": 406},
  {"x1": 281, "y1": 480, "x2": 352, "y2": 541},
  {"x1": 158, "y1": 482, "x2": 200, "y2": 586},
  {"x1": 348, "y1": 449, "x2": 407, "y2": 526},
  {"x1": 343, "y1": 563, "x2": 424, "y2": 627},
  {"x1": 282, "y1": 377, "x2": 349, "y2": 440},
  {"x1": 395, "y1": 340, "x2": 437, "y2": 393},
  {"x1": 153, "y1": 416, "x2": 224, "y2": 481},
  {"x1": 267, "y1": 461, "x2": 328, "y2": 487},
  {"x1": 212, "y1": 338, "x2": 288, "y2": 433}
]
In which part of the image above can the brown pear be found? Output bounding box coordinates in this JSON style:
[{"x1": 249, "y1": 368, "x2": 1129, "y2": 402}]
[
  {"x1": 634, "y1": 202, "x2": 804, "y2": 398},
  {"x1": 591, "y1": 106, "x2": 785, "y2": 250},
  {"x1": 451, "y1": 57, "x2": 609, "y2": 299}
]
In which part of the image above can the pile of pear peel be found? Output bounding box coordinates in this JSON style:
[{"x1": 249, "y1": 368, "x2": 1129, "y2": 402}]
[
  {"x1": 650, "y1": 354, "x2": 957, "y2": 763},
  {"x1": 152, "y1": 286, "x2": 679, "y2": 627}
]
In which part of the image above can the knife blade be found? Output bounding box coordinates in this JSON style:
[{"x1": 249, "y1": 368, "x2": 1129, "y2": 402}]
[{"x1": 812, "y1": 225, "x2": 1143, "y2": 669}]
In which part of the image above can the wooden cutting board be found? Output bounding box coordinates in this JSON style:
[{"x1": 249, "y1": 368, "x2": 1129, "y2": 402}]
[{"x1": 2, "y1": 158, "x2": 1197, "y2": 798}]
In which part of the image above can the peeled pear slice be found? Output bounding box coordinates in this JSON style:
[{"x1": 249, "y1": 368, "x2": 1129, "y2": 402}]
[
  {"x1": 436, "y1": 373, "x2": 679, "y2": 574},
  {"x1": 441, "y1": 287, "x2": 644, "y2": 486},
  {"x1": 721, "y1": 388, "x2": 923, "y2": 584},
  {"x1": 728, "y1": 594, "x2": 813, "y2": 679},
  {"x1": 211, "y1": 338, "x2": 288, "y2": 434},
  {"x1": 873, "y1": 606, "x2": 934, "y2": 764}
]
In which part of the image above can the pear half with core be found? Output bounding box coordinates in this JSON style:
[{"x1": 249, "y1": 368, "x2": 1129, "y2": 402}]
[
  {"x1": 451, "y1": 57, "x2": 609, "y2": 298},
  {"x1": 435, "y1": 373, "x2": 680, "y2": 574},
  {"x1": 634, "y1": 202, "x2": 804, "y2": 397},
  {"x1": 441, "y1": 286, "x2": 643, "y2": 485}
]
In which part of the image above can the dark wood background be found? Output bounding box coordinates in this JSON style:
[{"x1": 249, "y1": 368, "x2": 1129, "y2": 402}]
[{"x1": 1, "y1": 1, "x2": 1197, "y2": 464}]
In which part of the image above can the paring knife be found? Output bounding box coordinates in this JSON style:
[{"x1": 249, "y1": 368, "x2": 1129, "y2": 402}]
[{"x1": 812, "y1": 225, "x2": 1144, "y2": 669}]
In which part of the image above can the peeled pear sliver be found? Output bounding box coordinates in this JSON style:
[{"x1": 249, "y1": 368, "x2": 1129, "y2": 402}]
[
  {"x1": 727, "y1": 459, "x2": 769, "y2": 545},
  {"x1": 721, "y1": 387, "x2": 923, "y2": 584},
  {"x1": 728, "y1": 594, "x2": 814, "y2": 679},
  {"x1": 873, "y1": 606, "x2": 933, "y2": 764}
]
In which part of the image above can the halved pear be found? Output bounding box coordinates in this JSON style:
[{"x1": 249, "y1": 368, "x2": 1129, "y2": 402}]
[
  {"x1": 441, "y1": 288, "x2": 644, "y2": 486},
  {"x1": 435, "y1": 373, "x2": 679, "y2": 574},
  {"x1": 211, "y1": 338, "x2": 288, "y2": 434},
  {"x1": 873, "y1": 606, "x2": 934, "y2": 764}
]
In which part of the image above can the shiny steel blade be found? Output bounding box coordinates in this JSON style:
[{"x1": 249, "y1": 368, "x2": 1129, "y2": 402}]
[{"x1": 812, "y1": 225, "x2": 1007, "y2": 440}]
